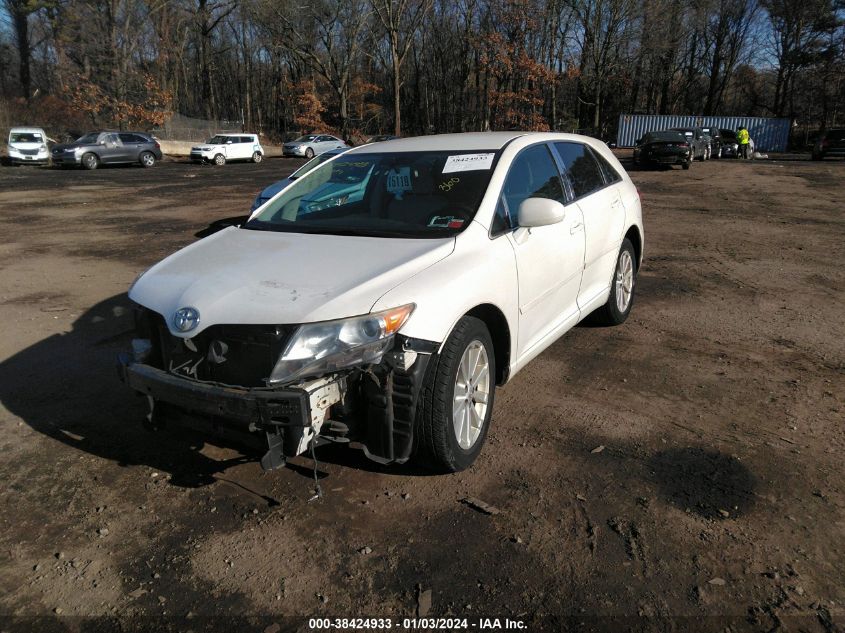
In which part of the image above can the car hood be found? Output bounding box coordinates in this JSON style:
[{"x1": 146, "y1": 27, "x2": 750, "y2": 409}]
[
  {"x1": 52, "y1": 143, "x2": 79, "y2": 152},
  {"x1": 9, "y1": 142, "x2": 45, "y2": 149},
  {"x1": 130, "y1": 227, "x2": 455, "y2": 337}
]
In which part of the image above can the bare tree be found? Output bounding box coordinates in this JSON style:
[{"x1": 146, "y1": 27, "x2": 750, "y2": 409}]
[{"x1": 370, "y1": 0, "x2": 432, "y2": 135}]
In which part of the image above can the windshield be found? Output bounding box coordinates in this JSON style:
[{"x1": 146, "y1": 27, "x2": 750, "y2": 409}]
[
  {"x1": 294, "y1": 135, "x2": 319, "y2": 143},
  {"x1": 290, "y1": 152, "x2": 341, "y2": 179},
  {"x1": 76, "y1": 133, "x2": 101, "y2": 144},
  {"x1": 644, "y1": 132, "x2": 687, "y2": 143},
  {"x1": 206, "y1": 135, "x2": 234, "y2": 144},
  {"x1": 10, "y1": 132, "x2": 43, "y2": 143},
  {"x1": 246, "y1": 150, "x2": 498, "y2": 238}
]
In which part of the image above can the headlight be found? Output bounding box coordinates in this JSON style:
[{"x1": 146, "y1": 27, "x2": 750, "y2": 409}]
[
  {"x1": 40, "y1": 144, "x2": 47, "y2": 152},
  {"x1": 74, "y1": 147, "x2": 84, "y2": 155},
  {"x1": 268, "y1": 304, "x2": 414, "y2": 385}
]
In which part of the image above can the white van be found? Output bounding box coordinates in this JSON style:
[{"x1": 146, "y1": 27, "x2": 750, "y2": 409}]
[
  {"x1": 189, "y1": 133, "x2": 264, "y2": 165},
  {"x1": 7, "y1": 127, "x2": 50, "y2": 165}
]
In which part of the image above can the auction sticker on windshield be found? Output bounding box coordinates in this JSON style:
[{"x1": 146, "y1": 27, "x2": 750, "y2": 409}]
[
  {"x1": 387, "y1": 167, "x2": 412, "y2": 198},
  {"x1": 442, "y1": 153, "x2": 495, "y2": 173}
]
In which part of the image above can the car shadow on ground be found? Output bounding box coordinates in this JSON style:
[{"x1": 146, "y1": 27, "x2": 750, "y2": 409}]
[
  {"x1": 0, "y1": 294, "x2": 438, "y2": 490},
  {"x1": 0, "y1": 294, "x2": 268, "y2": 489}
]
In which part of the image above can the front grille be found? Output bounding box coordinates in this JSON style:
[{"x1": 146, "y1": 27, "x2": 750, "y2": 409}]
[
  {"x1": 19, "y1": 149, "x2": 39, "y2": 156},
  {"x1": 139, "y1": 309, "x2": 295, "y2": 388}
]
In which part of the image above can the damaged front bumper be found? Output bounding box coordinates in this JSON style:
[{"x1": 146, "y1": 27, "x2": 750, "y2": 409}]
[{"x1": 117, "y1": 335, "x2": 436, "y2": 471}]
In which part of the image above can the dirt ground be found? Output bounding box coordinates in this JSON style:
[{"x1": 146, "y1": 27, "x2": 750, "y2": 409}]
[{"x1": 0, "y1": 153, "x2": 843, "y2": 633}]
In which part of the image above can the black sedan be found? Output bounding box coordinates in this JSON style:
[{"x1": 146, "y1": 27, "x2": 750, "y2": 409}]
[
  {"x1": 812, "y1": 128, "x2": 845, "y2": 160},
  {"x1": 633, "y1": 131, "x2": 693, "y2": 169},
  {"x1": 52, "y1": 131, "x2": 163, "y2": 170}
]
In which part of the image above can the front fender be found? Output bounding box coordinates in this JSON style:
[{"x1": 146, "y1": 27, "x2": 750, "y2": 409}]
[{"x1": 371, "y1": 221, "x2": 519, "y2": 373}]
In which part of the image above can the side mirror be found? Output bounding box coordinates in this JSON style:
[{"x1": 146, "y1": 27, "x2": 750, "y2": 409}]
[{"x1": 518, "y1": 197, "x2": 566, "y2": 228}]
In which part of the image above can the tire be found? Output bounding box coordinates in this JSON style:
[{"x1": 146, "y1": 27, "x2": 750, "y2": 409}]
[
  {"x1": 589, "y1": 238, "x2": 638, "y2": 326},
  {"x1": 139, "y1": 151, "x2": 156, "y2": 168},
  {"x1": 213, "y1": 153, "x2": 226, "y2": 166},
  {"x1": 252, "y1": 151, "x2": 263, "y2": 164},
  {"x1": 305, "y1": 147, "x2": 315, "y2": 159},
  {"x1": 82, "y1": 152, "x2": 99, "y2": 170},
  {"x1": 414, "y1": 316, "x2": 496, "y2": 473},
  {"x1": 716, "y1": 146, "x2": 722, "y2": 159},
  {"x1": 682, "y1": 160, "x2": 691, "y2": 170}
]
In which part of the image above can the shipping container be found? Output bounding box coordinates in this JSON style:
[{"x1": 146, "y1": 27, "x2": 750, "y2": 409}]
[{"x1": 616, "y1": 114, "x2": 791, "y2": 152}]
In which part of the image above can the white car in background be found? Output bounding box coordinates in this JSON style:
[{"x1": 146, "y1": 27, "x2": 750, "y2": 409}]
[
  {"x1": 7, "y1": 127, "x2": 50, "y2": 165},
  {"x1": 190, "y1": 133, "x2": 263, "y2": 165},
  {"x1": 283, "y1": 134, "x2": 347, "y2": 159},
  {"x1": 121, "y1": 132, "x2": 644, "y2": 474}
]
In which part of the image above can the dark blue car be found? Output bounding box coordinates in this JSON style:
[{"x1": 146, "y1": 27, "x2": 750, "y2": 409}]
[{"x1": 250, "y1": 148, "x2": 350, "y2": 212}]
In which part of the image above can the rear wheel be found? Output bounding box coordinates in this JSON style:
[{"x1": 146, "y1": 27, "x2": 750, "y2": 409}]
[
  {"x1": 213, "y1": 153, "x2": 226, "y2": 166},
  {"x1": 252, "y1": 151, "x2": 263, "y2": 163},
  {"x1": 590, "y1": 238, "x2": 637, "y2": 326},
  {"x1": 81, "y1": 152, "x2": 99, "y2": 170},
  {"x1": 414, "y1": 316, "x2": 495, "y2": 473},
  {"x1": 139, "y1": 151, "x2": 156, "y2": 168},
  {"x1": 682, "y1": 160, "x2": 691, "y2": 170}
]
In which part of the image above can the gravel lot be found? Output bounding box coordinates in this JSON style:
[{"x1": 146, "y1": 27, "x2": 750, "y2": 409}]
[{"x1": 0, "y1": 154, "x2": 843, "y2": 632}]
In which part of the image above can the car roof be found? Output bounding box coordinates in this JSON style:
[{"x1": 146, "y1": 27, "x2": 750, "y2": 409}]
[
  {"x1": 348, "y1": 132, "x2": 532, "y2": 153},
  {"x1": 215, "y1": 132, "x2": 256, "y2": 137}
]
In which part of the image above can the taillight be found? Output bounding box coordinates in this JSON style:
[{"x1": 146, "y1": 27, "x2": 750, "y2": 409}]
[
  {"x1": 679, "y1": 142, "x2": 689, "y2": 148},
  {"x1": 154, "y1": 141, "x2": 161, "y2": 149}
]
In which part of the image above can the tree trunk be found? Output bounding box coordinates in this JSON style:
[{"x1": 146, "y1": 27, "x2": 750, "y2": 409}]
[{"x1": 9, "y1": 1, "x2": 31, "y2": 99}]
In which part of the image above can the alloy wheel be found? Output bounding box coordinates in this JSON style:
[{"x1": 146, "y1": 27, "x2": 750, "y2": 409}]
[
  {"x1": 615, "y1": 250, "x2": 634, "y2": 313},
  {"x1": 452, "y1": 340, "x2": 491, "y2": 450}
]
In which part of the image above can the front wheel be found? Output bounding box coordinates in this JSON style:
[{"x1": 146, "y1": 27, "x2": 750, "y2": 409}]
[
  {"x1": 252, "y1": 151, "x2": 263, "y2": 164},
  {"x1": 305, "y1": 147, "x2": 315, "y2": 159},
  {"x1": 139, "y1": 151, "x2": 156, "y2": 168},
  {"x1": 590, "y1": 238, "x2": 637, "y2": 326},
  {"x1": 414, "y1": 316, "x2": 495, "y2": 473},
  {"x1": 213, "y1": 153, "x2": 226, "y2": 166},
  {"x1": 82, "y1": 152, "x2": 99, "y2": 170}
]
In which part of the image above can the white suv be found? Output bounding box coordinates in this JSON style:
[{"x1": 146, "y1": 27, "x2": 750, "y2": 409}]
[
  {"x1": 122, "y1": 132, "x2": 644, "y2": 473},
  {"x1": 190, "y1": 133, "x2": 263, "y2": 165}
]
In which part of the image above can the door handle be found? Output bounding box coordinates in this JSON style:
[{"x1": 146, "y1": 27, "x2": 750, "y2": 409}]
[{"x1": 570, "y1": 222, "x2": 583, "y2": 234}]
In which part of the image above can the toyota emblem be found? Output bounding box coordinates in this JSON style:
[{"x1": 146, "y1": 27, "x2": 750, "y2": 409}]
[{"x1": 173, "y1": 307, "x2": 200, "y2": 333}]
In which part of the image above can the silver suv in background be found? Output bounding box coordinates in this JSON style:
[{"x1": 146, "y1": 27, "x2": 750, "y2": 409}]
[{"x1": 51, "y1": 131, "x2": 162, "y2": 170}]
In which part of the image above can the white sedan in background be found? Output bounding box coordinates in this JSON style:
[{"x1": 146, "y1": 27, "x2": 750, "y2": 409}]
[{"x1": 121, "y1": 132, "x2": 644, "y2": 473}]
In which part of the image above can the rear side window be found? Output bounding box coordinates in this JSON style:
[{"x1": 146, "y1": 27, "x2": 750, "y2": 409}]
[
  {"x1": 500, "y1": 144, "x2": 565, "y2": 228},
  {"x1": 589, "y1": 147, "x2": 622, "y2": 185},
  {"x1": 554, "y1": 142, "x2": 605, "y2": 199}
]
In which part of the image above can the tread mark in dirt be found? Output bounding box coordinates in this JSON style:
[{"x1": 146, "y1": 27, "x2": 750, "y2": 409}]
[{"x1": 607, "y1": 516, "x2": 648, "y2": 575}]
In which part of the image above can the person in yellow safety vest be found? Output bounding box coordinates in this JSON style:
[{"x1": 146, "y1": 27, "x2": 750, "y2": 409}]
[{"x1": 737, "y1": 127, "x2": 750, "y2": 159}]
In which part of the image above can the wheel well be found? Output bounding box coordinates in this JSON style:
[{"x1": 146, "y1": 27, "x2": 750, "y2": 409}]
[
  {"x1": 625, "y1": 226, "x2": 642, "y2": 269},
  {"x1": 466, "y1": 304, "x2": 511, "y2": 385}
]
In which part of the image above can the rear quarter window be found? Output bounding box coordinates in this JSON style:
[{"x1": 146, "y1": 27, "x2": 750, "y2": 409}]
[
  {"x1": 554, "y1": 142, "x2": 605, "y2": 199},
  {"x1": 589, "y1": 147, "x2": 622, "y2": 185}
]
